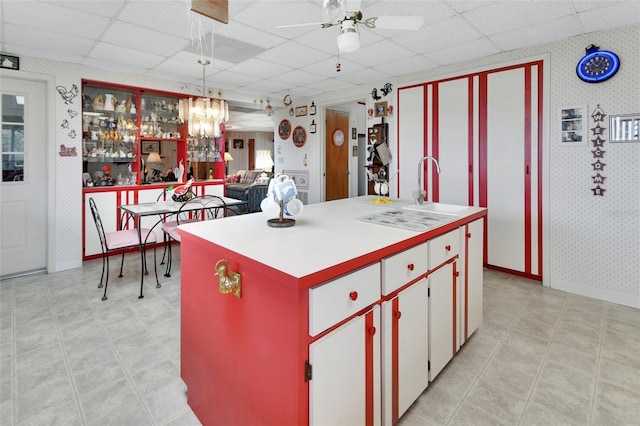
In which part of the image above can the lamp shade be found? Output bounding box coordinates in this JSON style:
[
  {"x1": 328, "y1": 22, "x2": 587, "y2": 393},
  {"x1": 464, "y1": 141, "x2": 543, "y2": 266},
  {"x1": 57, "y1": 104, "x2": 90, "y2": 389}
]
[
  {"x1": 255, "y1": 150, "x2": 274, "y2": 171},
  {"x1": 224, "y1": 152, "x2": 234, "y2": 162},
  {"x1": 147, "y1": 152, "x2": 162, "y2": 163},
  {"x1": 337, "y1": 20, "x2": 360, "y2": 52}
]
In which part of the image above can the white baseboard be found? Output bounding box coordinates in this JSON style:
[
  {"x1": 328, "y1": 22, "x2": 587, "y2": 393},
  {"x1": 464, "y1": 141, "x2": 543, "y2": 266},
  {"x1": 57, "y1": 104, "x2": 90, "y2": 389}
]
[{"x1": 550, "y1": 279, "x2": 640, "y2": 309}]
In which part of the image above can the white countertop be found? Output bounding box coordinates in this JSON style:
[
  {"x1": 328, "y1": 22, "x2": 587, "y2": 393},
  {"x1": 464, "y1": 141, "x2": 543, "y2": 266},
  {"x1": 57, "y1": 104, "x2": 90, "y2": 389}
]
[{"x1": 179, "y1": 196, "x2": 486, "y2": 279}]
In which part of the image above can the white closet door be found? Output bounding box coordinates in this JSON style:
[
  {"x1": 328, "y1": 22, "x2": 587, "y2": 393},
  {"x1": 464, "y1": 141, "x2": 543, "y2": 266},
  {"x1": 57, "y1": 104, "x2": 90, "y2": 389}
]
[
  {"x1": 437, "y1": 78, "x2": 472, "y2": 206},
  {"x1": 397, "y1": 86, "x2": 425, "y2": 200},
  {"x1": 486, "y1": 68, "x2": 526, "y2": 272}
]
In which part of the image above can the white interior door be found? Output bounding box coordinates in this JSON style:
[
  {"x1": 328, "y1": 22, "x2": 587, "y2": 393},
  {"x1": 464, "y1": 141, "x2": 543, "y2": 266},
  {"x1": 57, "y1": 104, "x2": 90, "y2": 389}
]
[{"x1": 1, "y1": 77, "x2": 47, "y2": 277}]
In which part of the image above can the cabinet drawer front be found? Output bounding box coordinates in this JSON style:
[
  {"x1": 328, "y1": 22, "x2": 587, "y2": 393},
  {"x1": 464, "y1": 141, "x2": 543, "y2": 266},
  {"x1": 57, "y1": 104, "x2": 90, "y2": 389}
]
[
  {"x1": 381, "y1": 242, "x2": 429, "y2": 295},
  {"x1": 309, "y1": 264, "x2": 381, "y2": 336},
  {"x1": 428, "y1": 229, "x2": 460, "y2": 268}
]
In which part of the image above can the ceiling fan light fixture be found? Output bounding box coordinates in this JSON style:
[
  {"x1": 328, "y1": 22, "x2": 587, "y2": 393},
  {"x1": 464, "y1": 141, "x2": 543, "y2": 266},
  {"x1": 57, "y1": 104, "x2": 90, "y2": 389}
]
[
  {"x1": 337, "y1": 19, "x2": 360, "y2": 52},
  {"x1": 323, "y1": 0, "x2": 345, "y2": 23}
]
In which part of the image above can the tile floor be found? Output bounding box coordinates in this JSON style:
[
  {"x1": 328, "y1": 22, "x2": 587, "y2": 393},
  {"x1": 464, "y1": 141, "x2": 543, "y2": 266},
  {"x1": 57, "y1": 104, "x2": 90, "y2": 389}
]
[{"x1": 1, "y1": 250, "x2": 640, "y2": 425}]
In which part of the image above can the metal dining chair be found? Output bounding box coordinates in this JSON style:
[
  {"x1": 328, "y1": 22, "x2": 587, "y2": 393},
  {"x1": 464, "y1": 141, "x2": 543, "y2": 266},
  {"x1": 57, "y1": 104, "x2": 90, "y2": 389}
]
[
  {"x1": 161, "y1": 195, "x2": 228, "y2": 277},
  {"x1": 89, "y1": 197, "x2": 159, "y2": 301}
]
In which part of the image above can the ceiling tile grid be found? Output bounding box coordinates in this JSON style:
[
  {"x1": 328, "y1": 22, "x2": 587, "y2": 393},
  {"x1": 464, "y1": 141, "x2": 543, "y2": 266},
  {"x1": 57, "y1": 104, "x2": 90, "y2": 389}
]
[{"x1": 0, "y1": 0, "x2": 638, "y2": 130}]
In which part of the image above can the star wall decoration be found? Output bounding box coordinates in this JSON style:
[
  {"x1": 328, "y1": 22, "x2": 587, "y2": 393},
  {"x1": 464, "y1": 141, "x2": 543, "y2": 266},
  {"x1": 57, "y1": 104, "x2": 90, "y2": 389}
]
[
  {"x1": 591, "y1": 104, "x2": 607, "y2": 122},
  {"x1": 591, "y1": 124, "x2": 605, "y2": 135},
  {"x1": 591, "y1": 137, "x2": 606, "y2": 147},
  {"x1": 591, "y1": 159, "x2": 606, "y2": 171},
  {"x1": 592, "y1": 148, "x2": 606, "y2": 158},
  {"x1": 591, "y1": 185, "x2": 606, "y2": 196},
  {"x1": 592, "y1": 173, "x2": 606, "y2": 184}
]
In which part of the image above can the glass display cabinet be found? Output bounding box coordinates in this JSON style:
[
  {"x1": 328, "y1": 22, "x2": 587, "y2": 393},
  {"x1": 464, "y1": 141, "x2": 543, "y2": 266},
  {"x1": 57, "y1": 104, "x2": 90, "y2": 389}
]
[{"x1": 82, "y1": 82, "x2": 139, "y2": 186}]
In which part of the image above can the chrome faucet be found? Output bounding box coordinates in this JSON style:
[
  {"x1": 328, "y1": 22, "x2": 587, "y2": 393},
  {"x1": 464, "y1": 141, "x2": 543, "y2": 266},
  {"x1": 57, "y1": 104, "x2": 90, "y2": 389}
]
[{"x1": 413, "y1": 156, "x2": 441, "y2": 204}]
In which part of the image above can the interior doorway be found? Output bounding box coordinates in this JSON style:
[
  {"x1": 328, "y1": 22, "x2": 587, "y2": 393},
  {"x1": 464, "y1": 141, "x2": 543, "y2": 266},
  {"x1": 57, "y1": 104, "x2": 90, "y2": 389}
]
[
  {"x1": 1, "y1": 77, "x2": 48, "y2": 278},
  {"x1": 325, "y1": 109, "x2": 349, "y2": 201}
]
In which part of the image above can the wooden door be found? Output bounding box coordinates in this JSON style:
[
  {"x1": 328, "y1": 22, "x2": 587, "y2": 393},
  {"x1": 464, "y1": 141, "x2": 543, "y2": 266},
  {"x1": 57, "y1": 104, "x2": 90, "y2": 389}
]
[
  {"x1": 248, "y1": 138, "x2": 255, "y2": 169},
  {"x1": 325, "y1": 109, "x2": 349, "y2": 201}
]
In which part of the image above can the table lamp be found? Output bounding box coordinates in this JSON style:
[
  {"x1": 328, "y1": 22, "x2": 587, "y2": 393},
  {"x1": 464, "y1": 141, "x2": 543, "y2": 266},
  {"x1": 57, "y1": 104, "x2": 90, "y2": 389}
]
[{"x1": 224, "y1": 152, "x2": 233, "y2": 175}]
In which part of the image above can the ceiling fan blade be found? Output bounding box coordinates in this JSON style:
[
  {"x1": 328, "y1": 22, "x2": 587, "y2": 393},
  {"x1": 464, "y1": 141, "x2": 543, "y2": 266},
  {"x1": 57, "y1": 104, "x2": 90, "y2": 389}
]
[
  {"x1": 363, "y1": 15, "x2": 424, "y2": 31},
  {"x1": 276, "y1": 21, "x2": 336, "y2": 30}
]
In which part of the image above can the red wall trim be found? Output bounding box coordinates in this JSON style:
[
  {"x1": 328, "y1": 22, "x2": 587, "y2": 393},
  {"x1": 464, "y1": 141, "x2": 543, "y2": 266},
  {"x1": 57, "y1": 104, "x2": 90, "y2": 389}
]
[
  {"x1": 467, "y1": 77, "x2": 475, "y2": 206},
  {"x1": 524, "y1": 66, "x2": 532, "y2": 275},
  {"x1": 452, "y1": 262, "x2": 457, "y2": 356},
  {"x1": 431, "y1": 83, "x2": 439, "y2": 201},
  {"x1": 478, "y1": 73, "x2": 488, "y2": 266},
  {"x1": 464, "y1": 224, "x2": 469, "y2": 340},
  {"x1": 537, "y1": 63, "x2": 544, "y2": 277}
]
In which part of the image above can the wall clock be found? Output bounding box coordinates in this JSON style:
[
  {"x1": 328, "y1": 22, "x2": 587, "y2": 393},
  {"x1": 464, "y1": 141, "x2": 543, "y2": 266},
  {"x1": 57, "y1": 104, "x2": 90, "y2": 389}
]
[
  {"x1": 576, "y1": 45, "x2": 620, "y2": 83},
  {"x1": 332, "y1": 129, "x2": 345, "y2": 147}
]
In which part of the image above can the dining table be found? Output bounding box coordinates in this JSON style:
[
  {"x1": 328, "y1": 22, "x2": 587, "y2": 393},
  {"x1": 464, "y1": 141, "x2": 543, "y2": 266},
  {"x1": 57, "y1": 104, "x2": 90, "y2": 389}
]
[{"x1": 117, "y1": 196, "x2": 248, "y2": 297}]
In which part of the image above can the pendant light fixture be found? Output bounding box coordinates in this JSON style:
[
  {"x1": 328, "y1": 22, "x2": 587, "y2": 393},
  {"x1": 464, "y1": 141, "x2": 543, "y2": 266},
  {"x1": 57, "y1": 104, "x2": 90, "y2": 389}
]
[{"x1": 179, "y1": 59, "x2": 229, "y2": 138}]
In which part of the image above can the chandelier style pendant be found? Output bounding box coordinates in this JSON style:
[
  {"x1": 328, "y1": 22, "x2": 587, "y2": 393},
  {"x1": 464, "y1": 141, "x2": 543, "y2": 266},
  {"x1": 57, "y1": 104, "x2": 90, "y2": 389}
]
[{"x1": 179, "y1": 59, "x2": 229, "y2": 138}]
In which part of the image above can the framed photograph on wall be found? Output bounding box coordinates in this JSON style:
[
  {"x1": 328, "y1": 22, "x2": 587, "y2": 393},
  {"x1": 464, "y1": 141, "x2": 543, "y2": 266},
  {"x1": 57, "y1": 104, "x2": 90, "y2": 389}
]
[
  {"x1": 560, "y1": 105, "x2": 587, "y2": 145},
  {"x1": 142, "y1": 141, "x2": 160, "y2": 154},
  {"x1": 233, "y1": 139, "x2": 244, "y2": 149},
  {"x1": 374, "y1": 101, "x2": 388, "y2": 117},
  {"x1": 295, "y1": 105, "x2": 308, "y2": 117}
]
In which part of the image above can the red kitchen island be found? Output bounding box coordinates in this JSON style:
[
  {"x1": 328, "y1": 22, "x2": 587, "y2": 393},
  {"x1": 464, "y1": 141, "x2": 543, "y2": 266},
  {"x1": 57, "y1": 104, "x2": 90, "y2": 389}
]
[{"x1": 179, "y1": 196, "x2": 487, "y2": 425}]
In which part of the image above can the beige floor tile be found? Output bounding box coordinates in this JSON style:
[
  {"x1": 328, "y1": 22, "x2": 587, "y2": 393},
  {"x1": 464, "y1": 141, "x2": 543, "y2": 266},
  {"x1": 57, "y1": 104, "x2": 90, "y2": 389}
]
[
  {"x1": 448, "y1": 402, "x2": 509, "y2": 426},
  {"x1": 530, "y1": 377, "x2": 592, "y2": 424},
  {"x1": 411, "y1": 386, "x2": 461, "y2": 425},
  {"x1": 519, "y1": 402, "x2": 581, "y2": 426},
  {"x1": 465, "y1": 379, "x2": 527, "y2": 424}
]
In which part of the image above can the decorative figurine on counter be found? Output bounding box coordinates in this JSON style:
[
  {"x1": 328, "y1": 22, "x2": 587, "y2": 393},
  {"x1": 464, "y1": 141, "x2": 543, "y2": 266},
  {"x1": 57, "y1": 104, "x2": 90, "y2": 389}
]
[{"x1": 208, "y1": 168, "x2": 214, "y2": 179}]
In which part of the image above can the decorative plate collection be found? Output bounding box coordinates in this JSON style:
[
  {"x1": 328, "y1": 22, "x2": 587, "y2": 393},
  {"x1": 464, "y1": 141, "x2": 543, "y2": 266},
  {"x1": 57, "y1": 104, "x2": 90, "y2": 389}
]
[
  {"x1": 278, "y1": 119, "x2": 291, "y2": 139},
  {"x1": 293, "y1": 126, "x2": 306, "y2": 147}
]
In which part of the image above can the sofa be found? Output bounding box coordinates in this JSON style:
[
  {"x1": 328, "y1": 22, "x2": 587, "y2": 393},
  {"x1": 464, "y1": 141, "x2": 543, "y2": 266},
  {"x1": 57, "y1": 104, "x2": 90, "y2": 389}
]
[{"x1": 225, "y1": 170, "x2": 271, "y2": 213}]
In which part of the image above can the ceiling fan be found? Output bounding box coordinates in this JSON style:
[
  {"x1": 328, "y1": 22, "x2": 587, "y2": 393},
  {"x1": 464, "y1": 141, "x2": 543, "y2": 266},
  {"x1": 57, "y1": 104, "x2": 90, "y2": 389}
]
[{"x1": 277, "y1": 0, "x2": 424, "y2": 53}]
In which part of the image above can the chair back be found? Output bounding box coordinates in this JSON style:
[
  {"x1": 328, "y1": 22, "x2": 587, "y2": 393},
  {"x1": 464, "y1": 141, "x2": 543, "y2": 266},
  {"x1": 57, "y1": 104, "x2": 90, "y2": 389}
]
[
  {"x1": 176, "y1": 195, "x2": 228, "y2": 225},
  {"x1": 89, "y1": 197, "x2": 108, "y2": 252}
]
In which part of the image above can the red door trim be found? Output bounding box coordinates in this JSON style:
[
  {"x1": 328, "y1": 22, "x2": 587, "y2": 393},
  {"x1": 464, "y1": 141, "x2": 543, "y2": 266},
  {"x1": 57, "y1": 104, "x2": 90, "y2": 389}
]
[
  {"x1": 524, "y1": 65, "x2": 532, "y2": 275},
  {"x1": 431, "y1": 83, "x2": 439, "y2": 202},
  {"x1": 468, "y1": 77, "x2": 475, "y2": 206},
  {"x1": 391, "y1": 297, "x2": 399, "y2": 423},
  {"x1": 365, "y1": 310, "x2": 374, "y2": 426}
]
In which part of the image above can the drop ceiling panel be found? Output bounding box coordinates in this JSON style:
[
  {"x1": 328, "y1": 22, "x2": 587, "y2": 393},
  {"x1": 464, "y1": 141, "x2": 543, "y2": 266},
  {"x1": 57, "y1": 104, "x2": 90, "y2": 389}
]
[
  {"x1": 271, "y1": 69, "x2": 328, "y2": 87},
  {"x1": 364, "y1": 0, "x2": 457, "y2": 27},
  {"x1": 578, "y1": 2, "x2": 640, "y2": 33},
  {"x1": 334, "y1": 67, "x2": 391, "y2": 85},
  {"x1": 89, "y1": 42, "x2": 166, "y2": 69},
  {"x1": 243, "y1": 79, "x2": 292, "y2": 95},
  {"x1": 116, "y1": 0, "x2": 213, "y2": 40},
  {"x1": 490, "y1": 15, "x2": 583, "y2": 52},
  {"x1": 344, "y1": 40, "x2": 416, "y2": 67},
  {"x1": 302, "y1": 57, "x2": 365, "y2": 78},
  {"x1": 102, "y1": 21, "x2": 190, "y2": 57},
  {"x1": 171, "y1": 51, "x2": 235, "y2": 70},
  {"x1": 214, "y1": 21, "x2": 286, "y2": 50},
  {"x1": 233, "y1": 1, "x2": 322, "y2": 35},
  {"x1": 210, "y1": 70, "x2": 263, "y2": 89},
  {"x1": 463, "y1": 1, "x2": 575, "y2": 36},
  {"x1": 257, "y1": 41, "x2": 332, "y2": 69},
  {"x1": 392, "y1": 15, "x2": 482, "y2": 54},
  {"x1": 55, "y1": 0, "x2": 126, "y2": 17},
  {"x1": 4, "y1": 24, "x2": 95, "y2": 57},
  {"x1": 228, "y1": 58, "x2": 293, "y2": 79},
  {"x1": 426, "y1": 38, "x2": 501, "y2": 66},
  {"x1": 3, "y1": 43, "x2": 86, "y2": 66},
  {"x1": 2, "y1": 1, "x2": 111, "y2": 39},
  {"x1": 376, "y1": 54, "x2": 439, "y2": 76}
]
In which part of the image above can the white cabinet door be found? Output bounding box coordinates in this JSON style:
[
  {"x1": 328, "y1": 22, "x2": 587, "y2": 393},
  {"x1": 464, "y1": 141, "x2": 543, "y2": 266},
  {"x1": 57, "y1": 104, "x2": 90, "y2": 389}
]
[
  {"x1": 381, "y1": 279, "x2": 429, "y2": 425},
  {"x1": 84, "y1": 191, "x2": 117, "y2": 257},
  {"x1": 465, "y1": 219, "x2": 484, "y2": 339},
  {"x1": 428, "y1": 261, "x2": 457, "y2": 381},
  {"x1": 309, "y1": 306, "x2": 380, "y2": 426}
]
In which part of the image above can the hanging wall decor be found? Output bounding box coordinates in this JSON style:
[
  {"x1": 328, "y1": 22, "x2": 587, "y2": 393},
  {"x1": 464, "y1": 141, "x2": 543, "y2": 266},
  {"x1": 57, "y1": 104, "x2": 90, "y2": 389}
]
[
  {"x1": 560, "y1": 106, "x2": 587, "y2": 145},
  {"x1": 278, "y1": 119, "x2": 291, "y2": 139},
  {"x1": 590, "y1": 104, "x2": 607, "y2": 196}
]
